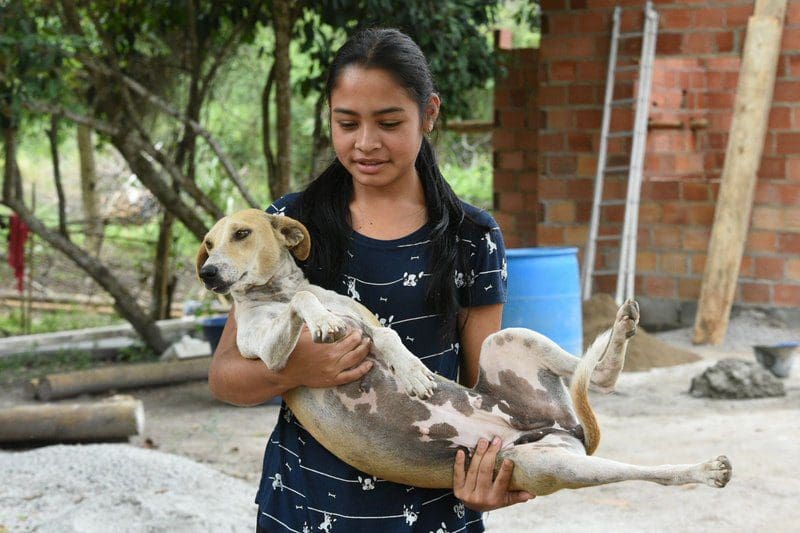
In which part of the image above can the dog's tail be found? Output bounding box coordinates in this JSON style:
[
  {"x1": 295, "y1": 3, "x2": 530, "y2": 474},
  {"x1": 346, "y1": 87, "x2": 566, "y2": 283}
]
[{"x1": 569, "y1": 331, "x2": 609, "y2": 456}]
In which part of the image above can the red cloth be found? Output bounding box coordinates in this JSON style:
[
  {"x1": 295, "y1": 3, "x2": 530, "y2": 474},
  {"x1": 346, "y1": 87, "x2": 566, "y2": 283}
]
[{"x1": 8, "y1": 213, "x2": 29, "y2": 292}]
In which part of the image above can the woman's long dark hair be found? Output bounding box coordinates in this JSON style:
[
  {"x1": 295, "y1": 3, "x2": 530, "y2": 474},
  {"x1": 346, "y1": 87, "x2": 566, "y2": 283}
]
[{"x1": 296, "y1": 28, "x2": 485, "y2": 340}]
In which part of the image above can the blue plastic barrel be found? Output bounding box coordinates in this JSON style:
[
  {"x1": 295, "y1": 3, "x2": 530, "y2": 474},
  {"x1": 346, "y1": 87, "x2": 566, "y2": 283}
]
[
  {"x1": 201, "y1": 315, "x2": 229, "y2": 353},
  {"x1": 501, "y1": 247, "x2": 583, "y2": 356}
]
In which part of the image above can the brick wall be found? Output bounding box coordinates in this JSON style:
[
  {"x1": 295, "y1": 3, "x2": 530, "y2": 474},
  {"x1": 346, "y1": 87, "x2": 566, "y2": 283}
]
[
  {"x1": 493, "y1": 0, "x2": 800, "y2": 316},
  {"x1": 492, "y1": 32, "x2": 540, "y2": 248}
]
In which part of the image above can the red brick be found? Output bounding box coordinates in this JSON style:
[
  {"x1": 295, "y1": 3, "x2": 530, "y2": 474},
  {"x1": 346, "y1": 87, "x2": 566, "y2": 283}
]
[
  {"x1": 539, "y1": 86, "x2": 568, "y2": 106},
  {"x1": 540, "y1": 35, "x2": 597, "y2": 60},
  {"x1": 536, "y1": 225, "x2": 565, "y2": 247},
  {"x1": 691, "y1": 253, "x2": 707, "y2": 274},
  {"x1": 774, "y1": 284, "x2": 800, "y2": 306},
  {"x1": 777, "y1": 184, "x2": 800, "y2": 206},
  {"x1": 687, "y1": 204, "x2": 715, "y2": 225},
  {"x1": 643, "y1": 275, "x2": 677, "y2": 298},
  {"x1": 660, "y1": 8, "x2": 693, "y2": 30},
  {"x1": 789, "y1": 56, "x2": 800, "y2": 78},
  {"x1": 568, "y1": 85, "x2": 598, "y2": 105},
  {"x1": 498, "y1": 151, "x2": 524, "y2": 170},
  {"x1": 678, "y1": 278, "x2": 702, "y2": 299},
  {"x1": 758, "y1": 157, "x2": 786, "y2": 179},
  {"x1": 789, "y1": 1, "x2": 800, "y2": 24},
  {"x1": 754, "y1": 256, "x2": 785, "y2": 280},
  {"x1": 639, "y1": 202, "x2": 662, "y2": 224},
  {"x1": 575, "y1": 109, "x2": 602, "y2": 129},
  {"x1": 576, "y1": 61, "x2": 605, "y2": 82},
  {"x1": 777, "y1": 133, "x2": 800, "y2": 154},
  {"x1": 683, "y1": 228, "x2": 710, "y2": 251},
  {"x1": 725, "y1": 4, "x2": 753, "y2": 26},
  {"x1": 782, "y1": 27, "x2": 800, "y2": 51},
  {"x1": 716, "y1": 31, "x2": 735, "y2": 53},
  {"x1": 683, "y1": 32, "x2": 715, "y2": 55},
  {"x1": 545, "y1": 109, "x2": 574, "y2": 130},
  {"x1": 567, "y1": 132, "x2": 594, "y2": 152},
  {"x1": 646, "y1": 180, "x2": 680, "y2": 201},
  {"x1": 681, "y1": 182, "x2": 710, "y2": 201},
  {"x1": 499, "y1": 191, "x2": 524, "y2": 213},
  {"x1": 539, "y1": 178, "x2": 567, "y2": 199},
  {"x1": 549, "y1": 155, "x2": 578, "y2": 175},
  {"x1": 773, "y1": 81, "x2": 800, "y2": 104},
  {"x1": 788, "y1": 157, "x2": 800, "y2": 182},
  {"x1": 540, "y1": 132, "x2": 566, "y2": 152},
  {"x1": 787, "y1": 258, "x2": 800, "y2": 280},
  {"x1": 656, "y1": 33, "x2": 683, "y2": 55},
  {"x1": 551, "y1": 61, "x2": 578, "y2": 82},
  {"x1": 740, "y1": 282, "x2": 771, "y2": 304},
  {"x1": 493, "y1": 171, "x2": 518, "y2": 191},
  {"x1": 768, "y1": 107, "x2": 792, "y2": 130},
  {"x1": 751, "y1": 206, "x2": 783, "y2": 231},
  {"x1": 779, "y1": 233, "x2": 800, "y2": 253}
]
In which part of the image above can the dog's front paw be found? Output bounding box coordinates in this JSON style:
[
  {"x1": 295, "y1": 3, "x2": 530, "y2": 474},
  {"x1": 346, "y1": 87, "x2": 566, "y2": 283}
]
[
  {"x1": 392, "y1": 359, "x2": 437, "y2": 399},
  {"x1": 308, "y1": 314, "x2": 348, "y2": 343},
  {"x1": 704, "y1": 455, "x2": 732, "y2": 488},
  {"x1": 617, "y1": 299, "x2": 640, "y2": 339}
]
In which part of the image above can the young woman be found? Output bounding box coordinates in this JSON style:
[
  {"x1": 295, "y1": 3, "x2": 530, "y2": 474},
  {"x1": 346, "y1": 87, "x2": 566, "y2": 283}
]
[{"x1": 209, "y1": 28, "x2": 532, "y2": 532}]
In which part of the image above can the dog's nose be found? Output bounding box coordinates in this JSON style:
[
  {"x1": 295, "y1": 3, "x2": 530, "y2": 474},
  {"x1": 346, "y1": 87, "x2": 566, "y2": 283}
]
[{"x1": 199, "y1": 264, "x2": 219, "y2": 281}]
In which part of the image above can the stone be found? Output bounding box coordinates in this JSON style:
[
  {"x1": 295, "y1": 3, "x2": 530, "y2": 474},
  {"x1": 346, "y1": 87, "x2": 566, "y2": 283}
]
[{"x1": 689, "y1": 358, "x2": 785, "y2": 399}]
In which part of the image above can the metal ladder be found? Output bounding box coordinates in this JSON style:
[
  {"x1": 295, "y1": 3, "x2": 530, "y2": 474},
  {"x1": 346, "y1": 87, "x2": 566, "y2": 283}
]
[{"x1": 581, "y1": 2, "x2": 660, "y2": 304}]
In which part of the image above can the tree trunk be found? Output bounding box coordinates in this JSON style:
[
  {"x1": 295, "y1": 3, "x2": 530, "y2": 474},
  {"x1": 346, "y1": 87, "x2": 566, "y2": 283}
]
[
  {"x1": 272, "y1": 0, "x2": 294, "y2": 199},
  {"x1": 77, "y1": 123, "x2": 104, "y2": 256},
  {"x1": 47, "y1": 115, "x2": 69, "y2": 237},
  {"x1": 150, "y1": 210, "x2": 174, "y2": 320},
  {"x1": 308, "y1": 92, "x2": 332, "y2": 184}
]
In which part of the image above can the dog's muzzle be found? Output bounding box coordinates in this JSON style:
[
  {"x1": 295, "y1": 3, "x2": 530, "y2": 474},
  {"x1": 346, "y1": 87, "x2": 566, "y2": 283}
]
[{"x1": 199, "y1": 264, "x2": 232, "y2": 293}]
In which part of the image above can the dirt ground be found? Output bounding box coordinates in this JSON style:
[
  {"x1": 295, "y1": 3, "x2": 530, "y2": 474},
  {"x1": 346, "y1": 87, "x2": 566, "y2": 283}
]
[{"x1": 2, "y1": 315, "x2": 799, "y2": 532}]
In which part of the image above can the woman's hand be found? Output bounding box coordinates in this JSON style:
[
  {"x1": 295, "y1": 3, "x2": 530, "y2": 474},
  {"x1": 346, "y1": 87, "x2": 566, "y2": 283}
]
[
  {"x1": 280, "y1": 326, "x2": 373, "y2": 390},
  {"x1": 453, "y1": 437, "x2": 534, "y2": 512}
]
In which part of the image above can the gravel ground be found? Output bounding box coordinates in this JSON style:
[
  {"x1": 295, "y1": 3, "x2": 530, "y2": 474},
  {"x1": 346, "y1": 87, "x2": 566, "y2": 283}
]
[{"x1": 1, "y1": 311, "x2": 798, "y2": 533}]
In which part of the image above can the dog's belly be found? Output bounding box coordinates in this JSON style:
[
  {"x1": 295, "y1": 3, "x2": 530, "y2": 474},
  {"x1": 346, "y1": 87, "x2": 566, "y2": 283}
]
[{"x1": 282, "y1": 360, "x2": 579, "y2": 489}]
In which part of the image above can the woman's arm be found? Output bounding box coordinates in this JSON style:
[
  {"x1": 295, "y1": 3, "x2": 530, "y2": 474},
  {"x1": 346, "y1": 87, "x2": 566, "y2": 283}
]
[
  {"x1": 208, "y1": 307, "x2": 374, "y2": 406},
  {"x1": 457, "y1": 303, "x2": 503, "y2": 388},
  {"x1": 453, "y1": 303, "x2": 535, "y2": 510}
]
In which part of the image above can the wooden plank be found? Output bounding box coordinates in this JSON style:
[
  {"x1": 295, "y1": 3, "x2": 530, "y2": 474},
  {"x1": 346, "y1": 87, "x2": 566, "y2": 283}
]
[{"x1": 693, "y1": 1, "x2": 787, "y2": 345}]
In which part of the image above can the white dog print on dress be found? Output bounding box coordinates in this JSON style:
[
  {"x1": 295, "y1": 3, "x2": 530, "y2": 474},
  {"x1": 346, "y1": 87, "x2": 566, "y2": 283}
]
[
  {"x1": 344, "y1": 277, "x2": 361, "y2": 301},
  {"x1": 271, "y1": 473, "x2": 284, "y2": 491},
  {"x1": 403, "y1": 271, "x2": 425, "y2": 287},
  {"x1": 453, "y1": 501, "x2": 465, "y2": 518},
  {"x1": 485, "y1": 231, "x2": 497, "y2": 254},
  {"x1": 358, "y1": 475, "x2": 376, "y2": 490},
  {"x1": 403, "y1": 505, "x2": 418, "y2": 525},
  {"x1": 317, "y1": 513, "x2": 336, "y2": 532}
]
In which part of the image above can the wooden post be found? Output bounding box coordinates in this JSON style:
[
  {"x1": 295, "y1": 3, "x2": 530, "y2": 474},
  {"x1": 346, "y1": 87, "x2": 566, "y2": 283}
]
[
  {"x1": 693, "y1": 0, "x2": 787, "y2": 345},
  {"x1": 0, "y1": 396, "x2": 144, "y2": 444}
]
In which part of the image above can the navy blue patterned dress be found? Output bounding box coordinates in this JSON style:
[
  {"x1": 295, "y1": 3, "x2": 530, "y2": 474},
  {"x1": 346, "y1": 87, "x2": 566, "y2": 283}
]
[{"x1": 256, "y1": 192, "x2": 507, "y2": 532}]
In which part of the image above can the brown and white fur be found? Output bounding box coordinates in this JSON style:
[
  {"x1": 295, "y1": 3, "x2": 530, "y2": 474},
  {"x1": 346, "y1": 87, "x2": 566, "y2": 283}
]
[{"x1": 197, "y1": 209, "x2": 732, "y2": 496}]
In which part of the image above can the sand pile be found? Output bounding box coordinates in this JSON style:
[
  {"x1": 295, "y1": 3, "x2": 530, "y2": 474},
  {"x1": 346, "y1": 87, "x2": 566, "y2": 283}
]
[
  {"x1": 582, "y1": 294, "x2": 700, "y2": 371},
  {"x1": 0, "y1": 444, "x2": 255, "y2": 532}
]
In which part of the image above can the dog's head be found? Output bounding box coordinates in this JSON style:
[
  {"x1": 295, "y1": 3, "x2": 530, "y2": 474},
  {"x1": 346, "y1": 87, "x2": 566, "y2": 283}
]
[{"x1": 196, "y1": 209, "x2": 310, "y2": 294}]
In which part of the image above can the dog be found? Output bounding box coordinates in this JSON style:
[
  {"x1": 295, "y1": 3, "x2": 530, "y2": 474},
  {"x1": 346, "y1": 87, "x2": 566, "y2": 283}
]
[{"x1": 196, "y1": 209, "x2": 732, "y2": 496}]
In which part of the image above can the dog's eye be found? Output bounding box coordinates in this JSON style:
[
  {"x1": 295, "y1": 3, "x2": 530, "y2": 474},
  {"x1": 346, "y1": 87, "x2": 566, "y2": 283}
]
[
  {"x1": 234, "y1": 229, "x2": 251, "y2": 241},
  {"x1": 205, "y1": 240, "x2": 213, "y2": 251}
]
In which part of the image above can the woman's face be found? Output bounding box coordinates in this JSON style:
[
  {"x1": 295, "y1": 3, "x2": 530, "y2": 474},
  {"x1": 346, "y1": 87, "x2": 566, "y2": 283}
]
[{"x1": 330, "y1": 66, "x2": 438, "y2": 192}]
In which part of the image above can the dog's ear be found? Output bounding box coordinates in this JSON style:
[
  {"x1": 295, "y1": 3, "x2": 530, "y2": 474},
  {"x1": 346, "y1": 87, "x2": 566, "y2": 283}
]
[
  {"x1": 270, "y1": 215, "x2": 311, "y2": 261},
  {"x1": 195, "y1": 240, "x2": 209, "y2": 278}
]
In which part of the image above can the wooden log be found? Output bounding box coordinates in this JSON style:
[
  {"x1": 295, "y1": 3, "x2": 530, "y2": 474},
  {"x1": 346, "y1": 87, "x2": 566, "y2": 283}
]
[
  {"x1": 30, "y1": 357, "x2": 212, "y2": 401},
  {"x1": 0, "y1": 316, "x2": 210, "y2": 358},
  {"x1": 692, "y1": 0, "x2": 787, "y2": 345},
  {"x1": 0, "y1": 396, "x2": 144, "y2": 444}
]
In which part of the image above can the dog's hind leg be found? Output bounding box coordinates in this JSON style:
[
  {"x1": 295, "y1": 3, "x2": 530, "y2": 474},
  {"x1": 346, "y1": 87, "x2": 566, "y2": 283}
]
[
  {"x1": 504, "y1": 445, "x2": 732, "y2": 495},
  {"x1": 478, "y1": 299, "x2": 638, "y2": 395}
]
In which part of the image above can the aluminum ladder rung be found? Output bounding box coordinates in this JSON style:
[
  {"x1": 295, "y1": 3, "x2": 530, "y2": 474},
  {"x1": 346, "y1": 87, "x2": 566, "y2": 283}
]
[
  {"x1": 604, "y1": 165, "x2": 630, "y2": 173},
  {"x1": 600, "y1": 199, "x2": 627, "y2": 207},
  {"x1": 596, "y1": 234, "x2": 622, "y2": 241},
  {"x1": 607, "y1": 130, "x2": 634, "y2": 138},
  {"x1": 615, "y1": 65, "x2": 639, "y2": 73},
  {"x1": 611, "y1": 98, "x2": 636, "y2": 106},
  {"x1": 592, "y1": 269, "x2": 620, "y2": 276},
  {"x1": 619, "y1": 31, "x2": 644, "y2": 38}
]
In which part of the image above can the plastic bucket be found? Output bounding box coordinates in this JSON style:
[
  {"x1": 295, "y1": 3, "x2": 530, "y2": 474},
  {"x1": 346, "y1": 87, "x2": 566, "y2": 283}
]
[
  {"x1": 201, "y1": 315, "x2": 229, "y2": 353},
  {"x1": 501, "y1": 247, "x2": 583, "y2": 356}
]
